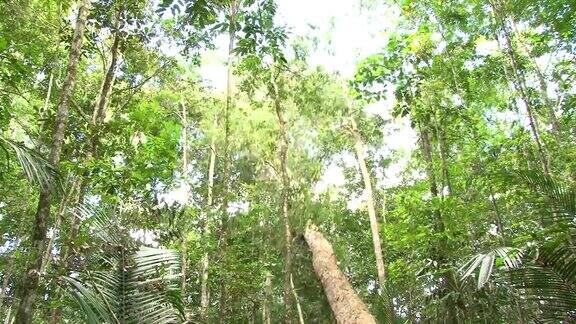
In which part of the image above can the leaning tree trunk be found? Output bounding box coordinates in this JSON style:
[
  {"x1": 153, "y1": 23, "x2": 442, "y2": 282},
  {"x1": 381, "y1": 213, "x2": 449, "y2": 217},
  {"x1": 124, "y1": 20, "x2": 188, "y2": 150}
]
[
  {"x1": 304, "y1": 223, "x2": 376, "y2": 324},
  {"x1": 15, "y1": 2, "x2": 90, "y2": 322}
]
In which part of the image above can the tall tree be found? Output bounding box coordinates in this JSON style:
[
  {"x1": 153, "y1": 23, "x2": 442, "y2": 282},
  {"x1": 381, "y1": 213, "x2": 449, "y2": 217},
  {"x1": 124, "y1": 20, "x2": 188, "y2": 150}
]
[{"x1": 15, "y1": 1, "x2": 90, "y2": 322}]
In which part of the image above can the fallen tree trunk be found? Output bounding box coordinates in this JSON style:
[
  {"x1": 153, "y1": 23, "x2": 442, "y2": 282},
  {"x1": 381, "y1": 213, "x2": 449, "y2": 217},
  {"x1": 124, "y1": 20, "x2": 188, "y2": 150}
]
[{"x1": 304, "y1": 223, "x2": 376, "y2": 324}]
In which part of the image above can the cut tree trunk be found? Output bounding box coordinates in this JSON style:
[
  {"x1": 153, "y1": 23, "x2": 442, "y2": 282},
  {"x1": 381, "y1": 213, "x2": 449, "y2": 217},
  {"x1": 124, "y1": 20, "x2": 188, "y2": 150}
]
[
  {"x1": 15, "y1": 2, "x2": 90, "y2": 322},
  {"x1": 304, "y1": 223, "x2": 376, "y2": 324}
]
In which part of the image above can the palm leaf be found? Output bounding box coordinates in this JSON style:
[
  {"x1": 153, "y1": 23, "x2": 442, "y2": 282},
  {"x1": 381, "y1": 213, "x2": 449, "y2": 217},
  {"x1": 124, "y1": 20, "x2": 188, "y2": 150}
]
[
  {"x1": 0, "y1": 137, "x2": 61, "y2": 193},
  {"x1": 63, "y1": 207, "x2": 184, "y2": 324},
  {"x1": 510, "y1": 241, "x2": 576, "y2": 322},
  {"x1": 512, "y1": 170, "x2": 576, "y2": 227},
  {"x1": 459, "y1": 247, "x2": 524, "y2": 289}
]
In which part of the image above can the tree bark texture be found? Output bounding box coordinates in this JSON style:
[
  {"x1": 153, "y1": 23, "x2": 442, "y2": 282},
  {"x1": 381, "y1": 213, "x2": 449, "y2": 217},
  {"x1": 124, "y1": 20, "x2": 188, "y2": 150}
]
[
  {"x1": 304, "y1": 224, "x2": 376, "y2": 324},
  {"x1": 15, "y1": 2, "x2": 90, "y2": 322},
  {"x1": 51, "y1": 17, "x2": 121, "y2": 324}
]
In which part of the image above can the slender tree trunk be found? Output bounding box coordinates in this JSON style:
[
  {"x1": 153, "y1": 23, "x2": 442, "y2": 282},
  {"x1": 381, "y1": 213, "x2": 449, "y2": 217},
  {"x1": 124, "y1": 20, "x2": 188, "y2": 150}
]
[
  {"x1": 39, "y1": 182, "x2": 79, "y2": 274},
  {"x1": 488, "y1": 185, "x2": 506, "y2": 244},
  {"x1": 290, "y1": 274, "x2": 305, "y2": 324},
  {"x1": 438, "y1": 129, "x2": 452, "y2": 196},
  {"x1": 51, "y1": 19, "x2": 121, "y2": 324},
  {"x1": 262, "y1": 274, "x2": 273, "y2": 324},
  {"x1": 200, "y1": 129, "x2": 216, "y2": 320},
  {"x1": 533, "y1": 63, "x2": 561, "y2": 141},
  {"x1": 489, "y1": 0, "x2": 549, "y2": 174},
  {"x1": 218, "y1": 2, "x2": 238, "y2": 321},
  {"x1": 180, "y1": 99, "x2": 189, "y2": 317},
  {"x1": 418, "y1": 122, "x2": 457, "y2": 322},
  {"x1": 347, "y1": 118, "x2": 387, "y2": 293},
  {"x1": 15, "y1": 2, "x2": 90, "y2": 322},
  {"x1": 304, "y1": 223, "x2": 376, "y2": 324},
  {"x1": 271, "y1": 68, "x2": 294, "y2": 324},
  {"x1": 509, "y1": 19, "x2": 561, "y2": 141}
]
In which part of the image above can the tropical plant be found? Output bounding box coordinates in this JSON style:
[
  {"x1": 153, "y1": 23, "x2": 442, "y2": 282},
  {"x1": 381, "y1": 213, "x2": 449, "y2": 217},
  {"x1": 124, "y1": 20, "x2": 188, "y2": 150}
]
[
  {"x1": 62, "y1": 206, "x2": 184, "y2": 324},
  {"x1": 0, "y1": 136, "x2": 60, "y2": 193},
  {"x1": 460, "y1": 171, "x2": 576, "y2": 322}
]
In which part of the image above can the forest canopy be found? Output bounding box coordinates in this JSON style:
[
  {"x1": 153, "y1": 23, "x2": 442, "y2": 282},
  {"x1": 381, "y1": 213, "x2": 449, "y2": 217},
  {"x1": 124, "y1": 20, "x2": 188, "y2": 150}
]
[{"x1": 1, "y1": 0, "x2": 576, "y2": 323}]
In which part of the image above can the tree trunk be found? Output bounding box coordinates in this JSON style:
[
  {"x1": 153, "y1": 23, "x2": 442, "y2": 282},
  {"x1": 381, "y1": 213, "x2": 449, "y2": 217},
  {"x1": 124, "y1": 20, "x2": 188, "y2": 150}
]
[
  {"x1": 438, "y1": 128, "x2": 452, "y2": 196},
  {"x1": 304, "y1": 223, "x2": 376, "y2": 324},
  {"x1": 489, "y1": 0, "x2": 549, "y2": 174},
  {"x1": 418, "y1": 122, "x2": 458, "y2": 322},
  {"x1": 348, "y1": 118, "x2": 387, "y2": 293},
  {"x1": 262, "y1": 274, "x2": 273, "y2": 324},
  {"x1": 272, "y1": 67, "x2": 294, "y2": 324},
  {"x1": 180, "y1": 99, "x2": 189, "y2": 317},
  {"x1": 51, "y1": 18, "x2": 121, "y2": 324},
  {"x1": 290, "y1": 274, "x2": 305, "y2": 324},
  {"x1": 15, "y1": 2, "x2": 90, "y2": 322},
  {"x1": 509, "y1": 18, "x2": 561, "y2": 141},
  {"x1": 217, "y1": 2, "x2": 238, "y2": 321},
  {"x1": 200, "y1": 129, "x2": 216, "y2": 320}
]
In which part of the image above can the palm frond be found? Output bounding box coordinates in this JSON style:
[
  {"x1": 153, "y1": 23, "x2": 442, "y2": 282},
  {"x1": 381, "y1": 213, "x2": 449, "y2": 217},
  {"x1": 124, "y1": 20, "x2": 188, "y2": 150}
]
[
  {"x1": 511, "y1": 170, "x2": 576, "y2": 227},
  {"x1": 63, "y1": 206, "x2": 184, "y2": 324},
  {"x1": 510, "y1": 240, "x2": 576, "y2": 322},
  {"x1": 0, "y1": 136, "x2": 61, "y2": 193},
  {"x1": 459, "y1": 247, "x2": 524, "y2": 289}
]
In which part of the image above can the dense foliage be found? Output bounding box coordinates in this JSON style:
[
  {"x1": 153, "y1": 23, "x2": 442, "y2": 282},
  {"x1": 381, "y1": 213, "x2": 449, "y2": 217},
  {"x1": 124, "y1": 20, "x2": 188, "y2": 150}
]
[{"x1": 1, "y1": 0, "x2": 575, "y2": 322}]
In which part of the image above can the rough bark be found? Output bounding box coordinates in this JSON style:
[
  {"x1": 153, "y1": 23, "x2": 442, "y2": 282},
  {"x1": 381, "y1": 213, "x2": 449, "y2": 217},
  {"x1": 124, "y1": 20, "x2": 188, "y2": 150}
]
[
  {"x1": 217, "y1": 2, "x2": 238, "y2": 321},
  {"x1": 304, "y1": 224, "x2": 376, "y2": 324},
  {"x1": 51, "y1": 18, "x2": 121, "y2": 324},
  {"x1": 14, "y1": 2, "x2": 90, "y2": 322}
]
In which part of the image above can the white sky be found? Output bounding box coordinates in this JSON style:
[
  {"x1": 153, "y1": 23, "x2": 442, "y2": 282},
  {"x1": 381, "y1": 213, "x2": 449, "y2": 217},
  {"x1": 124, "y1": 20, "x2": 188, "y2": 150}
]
[
  {"x1": 199, "y1": 0, "x2": 401, "y2": 89},
  {"x1": 196, "y1": 0, "x2": 416, "y2": 210}
]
